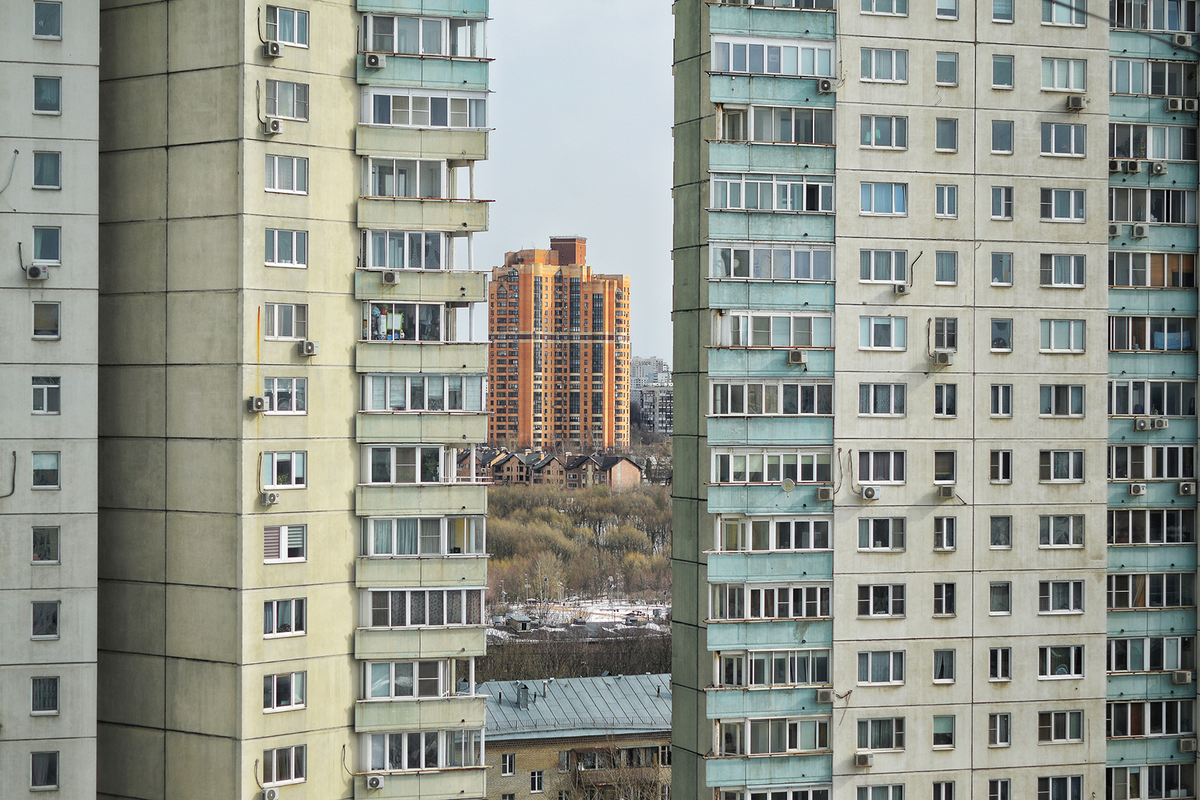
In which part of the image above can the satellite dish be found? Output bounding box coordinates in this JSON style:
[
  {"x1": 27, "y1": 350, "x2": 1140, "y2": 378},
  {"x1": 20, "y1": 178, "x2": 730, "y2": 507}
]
[{"x1": 782, "y1": 478, "x2": 797, "y2": 492}]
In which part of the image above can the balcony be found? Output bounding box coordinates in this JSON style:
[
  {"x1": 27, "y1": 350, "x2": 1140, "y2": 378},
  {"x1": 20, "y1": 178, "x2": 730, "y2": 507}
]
[
  {"x1": 353, "y1": 767, "x2": 486, "y2": 800},
  {"x1": 357, "y1": 53, "x2": 490, "y2": 92},
  {"x1": 357, "y1": 197, "x2": 489, "y2": 232},
  {"x1": 354, "y1": 626, "x2": 486, "y2": 661},
  {"x1": 357, "y1": 411, "x2": 488, "y2": 444},
  {"x1": 356, "y1": 554, "x2": 488, "y2": 589},
  {"x1": 357, "y1": 126, "x2": 488, "y2": 162},
  {"x1": 355, "y1": 341, "x2": 487, "y2": 373},
  {"x1": 355, "y1": 482, "x2": 487, "y2": 516},
  {"x1": 355, "y1": 695, "x2": 486, "y2": 733},
  {"x1": 357, "y1": 0, "x2": 488, "y2": 15},
  {"x1": 355, "y1": 269, "x2": 487, "y2": 303}
]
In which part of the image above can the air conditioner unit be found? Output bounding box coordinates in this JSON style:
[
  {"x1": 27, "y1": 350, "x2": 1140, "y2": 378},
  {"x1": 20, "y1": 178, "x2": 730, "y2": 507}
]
[
  {"x1": 1109, "y1": 224, "x2": 1122, "y2": 238},
  {"x1": 787, "y1": 349, "x2": 808, "y2": 366},
  {"x1": 861, "y1": 486, "x2": 882, "y2": 501},
  {"x1": 854, "y1": 753, "x2": 874, "y2": 768},
  {"x1": 261, "y1": 491, "x2": 281, "y2": 506},
  {"x1": 1180, "y1": 738, "x2": 1198, "y2": 753},
  {"x1": 263, "y1": 118, "x2": 282, "y2": 135},
  {"x1": 1132, "y1": 224, "x2": 1149, "y2": 239},
  {"x1": 816, "y1": 688, "x2": 835, "y2": 704},
  {"x1": 1066, "y1": 94, "x2": 1088, "y2": 110},
  {"x1": 1167, "y1": 97, "x2": 1185, "y2": 112},
  {"x1": 1153, "y1": 417, "x2": 1170, "y2": 429},
  {"x1": 298, "y1": 340, "x2": 319, "y2": 357},
  {"x1": 381, "y1": 270, "x2": 400, "y2": 285},
  {"x1": 247, "y1": 396, "x2": 268, "y2": 413},
  {"x1": 1187, "y1": 98, "x2": 1200, "y2": 113},
  {"x1": 893, "y1": 283, "x2": 909, "y2": 295},
  {"x1": 263, "y1": 41, "x2": 283, "y2": 58},
  {"x1": 1173, "y1": 670, "x2": 1193, "y2": 685},
  {"x1": 817, "y1": 78, "x2": 834, "y2": 94},
  {"x1": 817, "y1": 487, "x2": 834, "y2": 502},
  {"x1": 937, "y1": 485, "x2": 956, "y2": 500},
  {"x1": 25, "y1": 264, "x2": 50, "y2": 280},
  {"x1": 1152, "y1": 161, "x2": 1170, "y2": 175},
  {"x1": 1110, "y1": 159, "x2": 1122, "y2": 173},
  {"x1": 1125, "y1": 160, "x2": 1143, "y2": 173},
  {"x1": 932, "y1": 352, "x2": 954, "y2": 366},
  {"x1": 1135, "y1": 417, "x2": 1152, "y2": 431},
  {"x1": 365, "y1": 774, "x2": 386, "y2": 790},
  {"x1": 365, "y1": 52, "x2": 386, "y2": 69},
  {"x1": 1129, "y1": 483, "x2": 1148, "y2": 496},
  {"x1": 1174, "y1": 33, "x2": 1193, "y2": 46},
  {"x1": 1179, "y1": 481, "x2": 1197, "y2": 496}
]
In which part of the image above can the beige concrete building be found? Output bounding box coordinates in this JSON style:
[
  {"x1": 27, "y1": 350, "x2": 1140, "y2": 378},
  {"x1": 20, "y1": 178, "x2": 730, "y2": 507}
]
[
  {"x1": 96, "y1": 1, "x2": 491, "y2": 798},
  {"x1": 0, "y1": 0, "x2": 99, "y2": 796}
]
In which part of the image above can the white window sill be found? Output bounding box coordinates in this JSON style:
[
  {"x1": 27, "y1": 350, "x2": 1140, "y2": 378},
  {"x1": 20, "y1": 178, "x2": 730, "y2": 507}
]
[
  {"x1": 30, "y1": 710, "x2": 59, "y2": 717},
  {"x1": 31, "y1": 635, "x2": 60, "y2": 641},
  {"x1": 32, "y1": 486, "x2": 61, "y2": 491},
  {"x1": 263, "y1": 705, "x2": 306, "y2": 714},
  {"x1": 32, "y1": 186, "x2": 62, "y2": 191},
  {"x1": 33, "y1": 110, "x2": 62, "y2": 117},
  {"x1": 263, "y1": 632, "x2": 306, "y2": 639}
]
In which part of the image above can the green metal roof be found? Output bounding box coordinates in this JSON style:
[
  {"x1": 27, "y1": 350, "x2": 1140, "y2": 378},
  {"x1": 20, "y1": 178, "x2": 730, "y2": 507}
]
[{"x1": 480, "y1": 673, "x2": 671, "y2": 742}]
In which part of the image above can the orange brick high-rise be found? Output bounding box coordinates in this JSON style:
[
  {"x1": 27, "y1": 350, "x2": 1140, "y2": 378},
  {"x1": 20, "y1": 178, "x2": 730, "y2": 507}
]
[{"x1": 488, "y1": 237, "x2": 631, "y2": 451}]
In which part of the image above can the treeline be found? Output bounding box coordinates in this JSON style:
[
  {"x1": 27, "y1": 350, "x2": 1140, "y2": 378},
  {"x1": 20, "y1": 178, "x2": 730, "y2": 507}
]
[
  {"x1": 487, "y1": 484, "x2": 672, "y2": 605},
  {"x1": 477, "y1": 632, "x2": 671, "y2": 683}
]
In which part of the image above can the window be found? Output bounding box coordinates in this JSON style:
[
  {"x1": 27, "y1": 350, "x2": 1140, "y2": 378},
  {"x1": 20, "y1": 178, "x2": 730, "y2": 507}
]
[
  {"x1": 720, "y1": 648, "x2": 831, "y2": 687},
  {"x1": 1148, "y1": 60, "x2": 1199, "y2": 94},
  {"x1": 265, "y1": 80, "x2": 308, "y2": 121},
  {"x1": 31, "y1": 752, "x2": 58, "y2": 790},
  {"x1": 992, "y1": 121, "x2": 1014, "y2": 154},
  {"x1": 710, "y1": 380, "x2": 834, "y2": 417},
  {"x1": 364, "y1": 230, "x2": 447, "y2": 271},
  {"x1": 32, "y1": 676, "x2": 58, "y2": 714},
  {"x1": 861, "y1": 116, "x2": 908, "y2": 149},
  {"x1": 711, "y1": 37, "x2": 836, "y2": 77},
  {"x1": 32, "y1": 600, "x2": 59, "y2": 638},
  {"x1": 1109, "y1": 252, "x2": 1196, "y2": 288},
  {"x1": 859, "y1": 518, "x2": 906, "y2": 551},
  {"x1": 531, "y1": 771, "x2": 544, "y2": 793},
  {"x1": 263, "y1": 377, "x2": 306, "y2": 414},
  {"x1": 1108, "y1": 700, "x2": 1195, "y2": 737},
  {"x1": 1040, "y1": 320, "x2": 1086, "y2": 352},
  {"x1": 1040, "y1": 450, "x2": 1085, "y2": 481},
  {"x1": 859, "y1": 451, "x2": 905, "y2": 483},
  {"x1": 264, "y1": 525, "x2": 306, "y2": 563},
  {"x1": 1106, "y1": 767, "x2": 1195, "y2": 800},
  {"x1": 262, "y1": 451, "x2": 306, "y2": 488},
  {"x1": 935, "y1": 119, "x2": 958, "y2": 152},
  {"x1": 1042, "y1": 59, "x2": 1087, "y2": 90},
  {"x1": 32, "y1": 452, "x2": 59, "y2": 489},
  {"x1": 363, "y1": 375, "x2": 485, "y2": 414},
  {"x1": 266, "y1": 6, "x2": 309, "y2": 46},
  {"x1": 1041, "y1": 255, "x2": 1086, "y2": 287},
  {"x1": 367, "y1": 729, "x2": 483, "y2": 771},
  {"x1": 933, "y1": 716, "x2": 955, "y2": 747},
  {"x1": 502, "y1": 753, "x2": 515, "y2": 775},
  {"x1": 863, "y1": 0, "x2": 908, "y2": 13},
  {"x1": 857, "y1": 717, "x2": 905, "y2": 749},
  {"x1": 1107, "y1": 635, "x2": 1195, "y2": 671},
  {"x1": 986, "y1": 318, "x2": 1012, "y2": 352},
  {"x1": 859, "y1": 317, "x2": 907, "y2": 349},
  {"x1": 371, "y1": 92, "x2": 486, "y2": 129},
  {"x1": 366, "y1": 516, "x2": 485, "y2": 557},
  {"x1": 264, "y1": 598, "x2": 305, "y2": 636},
  {"x1": 991, "y1": 186, "x2": 1014, "y2": 220},
  {"x1": 366, "y1": 158, "x2": 444, "y2": 199},
  {"x1": 712, "y1": 173, "x2": 834, "y2": 212},
  {"x1": 33, "y1": 76, "x2": 60, "y2": 113},
  {"x1": 265, "y1": 229, "x2": 307, "y2": 267},
  {"x1": 717, "y1": 311, "x2": 832, "y2": 349},
  {"x1": 858, "y1": 584, "x2": 906, "y2": 617},
  {"x1": 1108, "y1": 445, "x2": 1196, "y2": 480},
  {"x1": 934, "y1": 318, "x2": 957, "y2": 350},
  {"x1": 264, "y1": 671, "x2": 306, "y2": 710},
  {"x1": 734, "y1": 716, "x2": 830, "y2": 755},
  {"x1": 990, "y1": 451, "x2": 1013, "y2": 483},
  {"x1": 1108, "y1": 508, "x2": 1196, "y2": 544},
  {"x1": 860, "y1": 250, "x2": 908, "y2": 283},
  {"x1": 1043, "y1": 123, "x2": 1087, "y2": 156},
  {"x1": 993, "y1": 55, "x2": 1014, "y2": 87},
  {"x1": 710, "y1": 583, "x2": 832, "y2": 620},
  {"x1": 710, "y1": 242, "x2": 834, "y2": 281},
  {"x1": 368, "y1": 588, "x2": 484, "y2": 627},
  {"x1": 860, "y1": 383, "x2": 907, "y2": 415},
  {"x1": 990, "y1": 714, "x2": 1011, "y2": 746},
  {"x1": 262, "y1": 303, "x2": 307, "y2": 340},
  {"x1": 1040, "y1": 385, "x2": 1085, "y2": 416},
  {"x1": 1107, "y1": 572, "x2": 1196, "y2": 608},
  {"x1": 1110, "y1": 316, "x2": 1197, "y2": 351},
  {"x1": 934, "y1": 384, "x2": 957, "y2": 417},
  {"x1": 860, "y1": 182, "x2": 907, "y2": 215},
  {"x1": 935, "y1": 185, "x2": 957, "y2": 218},
  {"x1": 860, "y1": 788, "x2": 904, "y2": 800},
  {"x1": 363, "y1": 301, "x2": 447, "y2": 343},
  {"x1": 1041, "y1": 189, "x2": 1086, "y2": 221},
  {"x1": 33, "y1": 151, "x2": 60, "y2": 189},
  {"x1": 934, "y1": 517, "x2": 956, "y2": 551},
  {"x1": 745, "y1": 105, "x2": 835, "y2": 145},
  {"x1": 33, "y1": 527, "x2": 59, "y2": 563},
  {"x1": 935, "y1": 252, "x2": 957, "y2": 283},
  {"x1": 32, "y1": 226, "x2": 60, "y2": 265},
  {"x1": 934, "y1": 451, "x2": 956, "y2": 484},
  {"x1": 1039, "y1": 711, "x2": 1084, "y2": 742},
  {"x1": 33, "y1": 302, "x2": 60, "y2": 340},
  {"x1": 34, "y1": 1, "x2": 62, "y2": 38},
  {"x1": 934, "y1": 784, "x2": 955, "y2": 800},
  {"x1": 1040, "y1": 581, "x2": 1084, "y2": 613},
  {"x1": 1039, "y1": 778, "x2": 1083, "y2": 800},
  {"x1": 993, "y1": 0, "x2": 1014, "y2": 20},
  {"x1": 263, "y1": 745, "x2": 306, "y2": 786},
  {"x1": 933, "y1": 585, "x2": 956, "y2": 617},
  {"x1": 861, "y1": 49, "x2": 909, "y2": 82},
  {"x1": 1045, "y1": 0, "x2": 1086, "y2": 24},
  {"x1": 858, "y1": 651, "x2": 905, "y2": 684},
  {"x1": 366, "y1": 445, "x2": 452, "y2": 485},
  {"x1": 990, "y1": 582, "x2": 1012, "y2": 614},
  {"x1": 1039, "y1": 646, "x2": 1085, "y2": 677},
  {"x1": 991, "y1": 517, "x2": 1013, "y2": 548},
  {"x1": 32, "y1": 377, "x2": 60, "y2": 415},
  {"x1": 362, "y1": 14, "x2": 452, "y2": 55},
  {"x1": 265, "y1": 154, "x2": 308, "y2": 194},
  {"x1": 710, "y1": 448, "x2": 831, "y2": 485},
  {"x1": 1041, "y1": 515, "x2": 1084, "y2": 547},
  {"x1": 936, "y1": 53, "x2": 959, "y2": 85},
  {"x1": 991, "y1": 647, "x2": 1012, "y2": 679},
  {"x1": 1109, "y1": 188, "x2": 1198, "y2": 225},
  {"x1": 1111, "y1": 58, "x2": 1148, "y2": 93},
  {"x1": 937, "y1": 0, "x2": 958, "y2": 17},
  {"x1": 991, "y1": 385, "x2": 1013, "y2": 416}
]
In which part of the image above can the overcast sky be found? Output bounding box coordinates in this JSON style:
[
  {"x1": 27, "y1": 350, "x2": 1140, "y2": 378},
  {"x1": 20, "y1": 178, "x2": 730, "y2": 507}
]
[{"x1": 475, "y1": 0, "x2": 675, "y2": 362}]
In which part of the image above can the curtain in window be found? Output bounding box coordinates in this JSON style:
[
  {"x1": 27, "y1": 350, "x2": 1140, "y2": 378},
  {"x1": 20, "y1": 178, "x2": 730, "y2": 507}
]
[
  {"x1": 396, "y1": 519, "x2": 417, "y2": 554},
  {"x1": 31, "y1": 753, "x2": 58, "y2": 787}
]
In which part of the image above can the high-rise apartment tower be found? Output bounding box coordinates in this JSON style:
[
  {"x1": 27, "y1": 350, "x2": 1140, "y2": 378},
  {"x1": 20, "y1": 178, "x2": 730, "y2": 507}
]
[{"x1": 674, "y1": 2, "x2": 1197, "y2": 800}]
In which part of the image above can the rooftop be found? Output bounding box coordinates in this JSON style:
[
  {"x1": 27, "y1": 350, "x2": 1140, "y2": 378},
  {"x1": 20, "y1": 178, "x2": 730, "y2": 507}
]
[{"x1": 480, "y1": 673, "x2": 671, "y2": 742}]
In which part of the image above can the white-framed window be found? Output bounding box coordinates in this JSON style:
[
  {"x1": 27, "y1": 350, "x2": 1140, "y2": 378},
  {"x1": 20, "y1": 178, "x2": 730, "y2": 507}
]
[
  {"x1": 934, "y1": 317, "x2": 957, "y2": 350},
  {"x1": 1039, "y1": 711, "x2": 1084, "y2": 742},
  {"x1": 1107, "y1": 635, "x2": 1195, "y2": 671},
  {"x1": 859, "y1": 518, "x2": 906, "y2": 551},
  {"x1": 365, "y1": 445, "x2": 448, "y2": 485},
  {"x1": 32, "y1": 675, "x2": 58, "y2": 715},
  {"x1": 860, "y1": 116, "x2": 908, "y2": 149},
  {"x1": 1137, "y1": 60, "x2": 1200, "y2": 95},
  {"x1": 363, "y1": 375, "x2": 485, "y2": 412},
  {"x1": 34, "y1": 1, "x2": 62, "y2": 39},
  {"x1": 1111, "y1": 0, "x2": 1199, "y2": 31},
  {"x1": 1041, "y1": 320, "x2": 1086, "y2": 352},
  {"x1": 263, "y1": 377, "x2": 306, "y2": 414},
  {"x1": 935, "y1": 252, "x2": 957, "y2": 284},
  {"x1": 263, "y1": 745, "x2": 306, "y2": 786},
  {"x1": 362, "y1": 15, "x2": 486, "y2": 58},
  {"x1": 990, "y1": 450, "x2": 1013, "y2": 483},
  {"x1": 365, "y1": 658, "x2": 472, "y2": 698},
  {"x1": 265, "y1": 154, "x2": 308, "y2": 194},
  {"x1": 1041, "y1": 515, "x2": 1085, "y2": 547},
  {"x1": 935, "y1": 185, "x2": 958, "y2": 218},
  {"x1": 1041, "y1": 189, "x2": 1086, "y2": 221},
  {"x1": 265, "y1": 80, "x2": 309, "y2": 121},
  {"x1": 718, "y1": 648, "x2": 832, "y2": 687},
  {"x1": 502, "y1": 753, "x2": 515, "y2": 775},
  {"x1": 364, "y1": 516, "x2": 486, "y2": 556},
  {"x1": 1040, "y1": 450, "x2": 1085, "y2": 481},
  {"x1": 860, "y1": 383, "x2": 907, "y2": 416},
  {"x1": 1043, "y1": 123, "x2": 1087, "y2": 156},
  {"x1": 710, "y1": 242, "x2": 834, "y2": 281},
  {"x1": 1109, "y1": 187, "x2": 1198, "y2": 224},
  {"x1": 365, "y1": 729, "x2": 483, "y2": 771},
  {"x1": 362, "y1": 301, "x2": 446, "y2": 342},
  {"x1": 32, "y1": 226, "x2": 60, "y2": 265},
  {"x1": 1042, "y1": 58, "x2": 1087, "y2": 90},
  {"x1": 1044, "y1": 0, "x2": 1086, "y2": 24},
  {"x1": 716, "y1": 311, "x2": 833, "y2": 348},
  {"x1": 1108, "y1": 572, "x2": 1195, "y2": 608},
  {"x1": 934, "y1": 384, "x2": 956, "y2": 417},
  {"x1": 862, "y1": 0, "x2": 908, "y2": 14},
  {"x1": 367, "y1": 588, "x2": 485, "y2": 627},
  {"x1": 531, "y1": 770, "x2": 545, "y2": 793},
  {"x1": 711, "y1": 173, "x2": 834, "y2": 212},
  {"x1": 1106, "y1": 766, "x2": 1195, "y2": 800},
  {"x1": 937, "y1": 0, "x2": 959, "y2": 18},
  {"x1": 32, "y1": 452, "x2": 59, "y2": 489},
  {"x1": 934, "y1": 517, "x2": 956, "y2": 551},
  {"x1": 33, "y1": 151, "x2": 60, "y2": 189},
  {"x1": 859, "y1": 317, "x2": 906, "y2": 350},
  {"x1": 989, "y1": 713, "x2": 1011, "y2": 746},
  {"x1": 31, "y1": 752, "x2": 58, "y2": 790},
  {"x1": 860, "y1": 182, "x2": 907, "y2": 215},
  {"x1": 1109, "y1": 252, "x2": 1196, "y2": 288},
  {"x1": 1039, "y1": 777, "x2": 1084, "y2": 800},
  {"x1": 741, "y1": 105, "x2": 835, "y2": 145},
  {"x1": 1041, "y1": 254, "x2": 1085, "y2": 287},
  {"x1": 859, "y1": 451, "x2": 905, "y2": 483},
  {"x1": 264, "y1": 598, "x2": 305, "y2": 637},
  {"x1": 991, "y1": 647, "x2": 1012, "y2": 679},
  {"x1": 1108, "y1": 509, "x2": 1196, "y2": 544},
  {"x1": 933, "y1": 715, "x2": 956, "y2": 747},
  {"x1": 991, "y1": 252, "x2": 1014, "y2": 284},
  {"x1": 936, "y1": 53, "x2": 958, "y2": 86},
  {"x1": 264, "y1": 303, "x2": 307, "y2": 340},
  {"x1": 1110, "y1": 316, "x2": 1197, "y2": 351},
  {"x1": 858, "y1": 651, "x2": 905, "y2": 684},
  {"x1": 1040, "y1": 385, "x2": 1085, "y2": 417},
  {"x1": 933, "y1": 584, "x2": 957, "y2": 616},
  {"x1": 858, "y1": 584, "x2": 905, "y2": 617},
  {"x1": 712, "y1": 37, "x2": 836, "y2": 77},
  {"x1": 991, "y1": 384, "x2": 1013, "y2": 417},
  {"x1": 857, "y1": 717, "x2": 905, "y2": 749},
  {"x1": 365, "y1": 158, "x2": 444, "y2": 199},
  {"x1": 1039, "y1": 645, "x2": 1085, "y2": 678},
  {"x1": 994, "y1": 0, "x2": 1014, "y2": 20},
  {"x1": 710, "y1": 380, "x2": 834, "y2": 416},
  {"x1": 32, "y1": 377, "x2": 60, "y2": 414},
  {"x1": 266, "y1": 6, "x2": 308, "y2": 46},
  {"x1": 992, "y1": 120, "x2": 1014, "y2": 154},
  {"x1": 861, "y1": 48, "x2": 908, "y2": 82},
  {"x1": 934, "y1": 452, "x2": 956, "y2": 482},
  {"x1": 859, "y1": 250, "x2": 907, "y2": 283},
  {"x1": 262, "y1": 451, "x2": 306, "y2": 488},
  {"x1": 264, "y1": 525, "x2": 306, "y2": 563},
  {"x1": 859, "y1": 787, "x2": 904, "y2": 800},
  {"x1": 263, "y1": 671, "x2": 306, "y2": 711},
  {"x1": 32, "y1": 601, "x2": 59, "y2": 638},
  {"x1": 364, "y1": 230, "x2": 447, "y2": 271},
  {"x1": 712, "y1": 449, "x2": 832, "y2": 484},
  {"x1": 367, "y1": 90, "x2": 487, "y2": 129},
  {"x1": 265, "y1": 229, "x2": 307, "y2": 267},
  {"x1": 1040, "y1": 580, "x2": 1084, "y2": 613},
  {"x1": 991, "y1": 582, "x2": 1013, "y2": 614},
  {"x1": 991, "y1": 318, "x2": 1013, "y2": 351},
  {"x1": 33, "y1": 527, "x2": 60, "y2": 564},
  {"x1": 1111, "y1": 58, "x2": 1148, "y2": 93},
  {"x1": 1108, "y1": 445, "x2": 1196, "y2": 480},
  {"x1": 718, "y1": 716, "x2": 831, "y2": 755},
  {"x1": 993, "y1": 55, "x2": 1015, "y2": 87},
  {"x1": 1107, "y1": 701, "x2": 1195, "y2": 737},
  {"x1": 33, "y1": 76, "x2": 60, "y2": 114},
  {"x1": 992, "y1": 186, "x2": 1014, "y2": 219}
]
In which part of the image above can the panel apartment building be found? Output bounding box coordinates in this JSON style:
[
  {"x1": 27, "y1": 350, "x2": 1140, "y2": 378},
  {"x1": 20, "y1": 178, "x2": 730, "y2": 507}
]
[
  {"x1": 94, "y1": 1, "x2": 491, "y2": 798},
  {"x1": 674, "y1": 3, "x2": 1198, "y2": 800},
  {"x1": 488, "y1": 237, "x2": 632, "y2": 451},
  {"x1": 1, "y1": 1, "x2": 99, "y2": 797}
]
